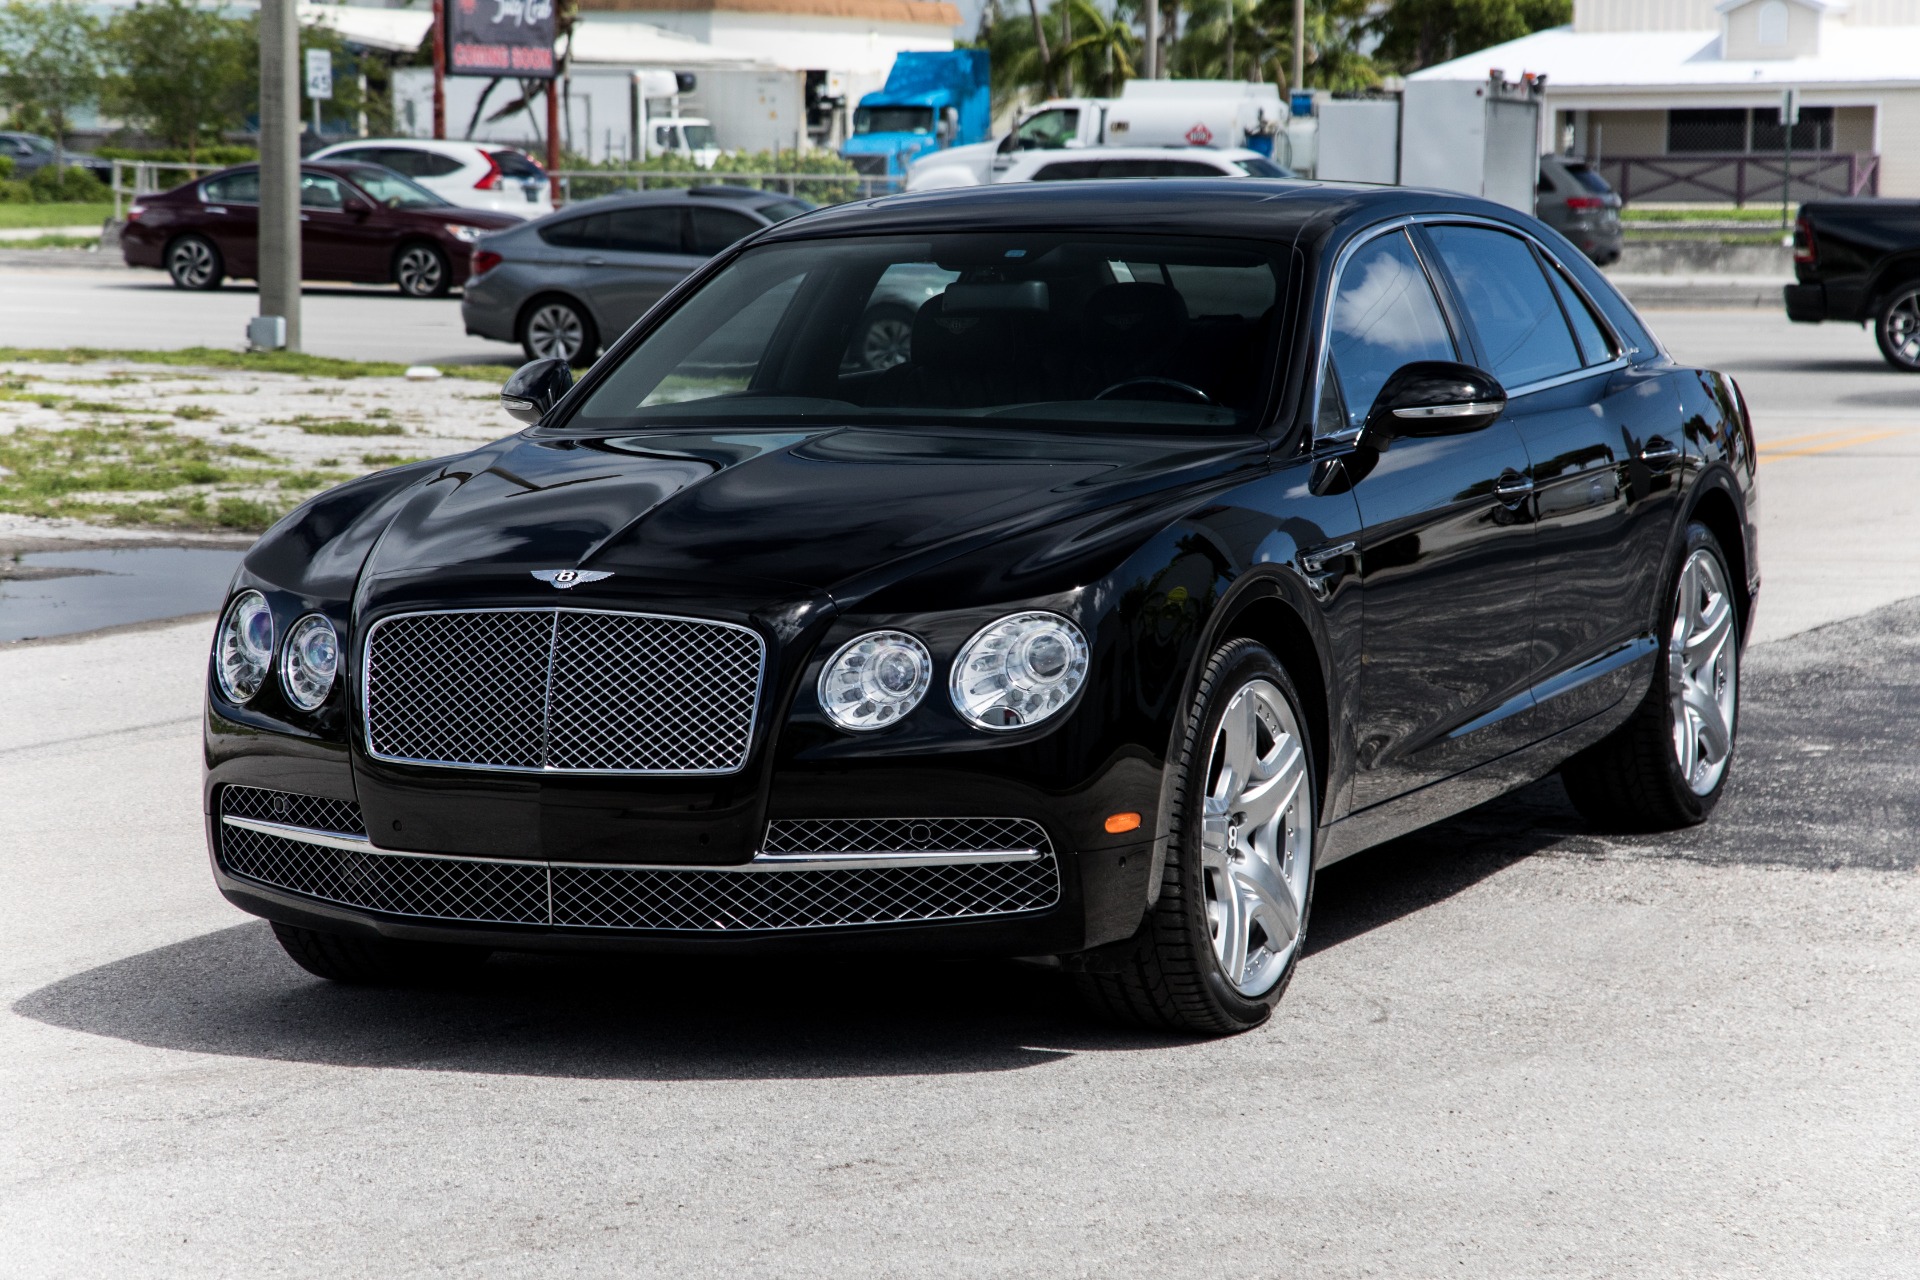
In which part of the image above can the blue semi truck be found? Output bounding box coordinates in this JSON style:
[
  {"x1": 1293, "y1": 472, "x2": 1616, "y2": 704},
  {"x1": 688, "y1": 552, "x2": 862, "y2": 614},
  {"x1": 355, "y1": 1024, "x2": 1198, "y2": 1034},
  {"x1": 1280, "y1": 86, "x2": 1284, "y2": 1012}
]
[{"x1": 841, "y1": 50, "x2": 991, "y2": 187}]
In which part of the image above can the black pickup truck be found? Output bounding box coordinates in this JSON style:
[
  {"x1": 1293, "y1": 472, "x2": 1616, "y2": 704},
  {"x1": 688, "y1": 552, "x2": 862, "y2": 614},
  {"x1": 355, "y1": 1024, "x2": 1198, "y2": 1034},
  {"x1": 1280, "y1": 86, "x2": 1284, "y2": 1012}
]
[{"x1": 1785, "y1": 199, "x2": 1920, "y2": 370}]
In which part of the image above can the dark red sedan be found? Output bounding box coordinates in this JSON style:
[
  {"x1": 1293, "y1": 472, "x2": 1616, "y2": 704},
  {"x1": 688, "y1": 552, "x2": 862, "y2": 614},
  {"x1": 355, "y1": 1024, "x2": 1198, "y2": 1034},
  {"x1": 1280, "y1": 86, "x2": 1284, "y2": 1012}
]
[{"x1": 122, "y1": 162, "x2": 524, "y2": 297}]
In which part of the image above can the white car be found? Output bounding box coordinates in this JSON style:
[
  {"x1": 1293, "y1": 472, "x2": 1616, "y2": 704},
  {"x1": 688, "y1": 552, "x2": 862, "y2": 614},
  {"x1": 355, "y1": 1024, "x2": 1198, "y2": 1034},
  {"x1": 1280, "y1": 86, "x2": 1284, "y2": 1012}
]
[
  {"x1": 307, "y1": 139, "x2": 552, "y2": 215},
  {"x1": 909, "y1": 145, "x2": 1290, "y2": 191}
]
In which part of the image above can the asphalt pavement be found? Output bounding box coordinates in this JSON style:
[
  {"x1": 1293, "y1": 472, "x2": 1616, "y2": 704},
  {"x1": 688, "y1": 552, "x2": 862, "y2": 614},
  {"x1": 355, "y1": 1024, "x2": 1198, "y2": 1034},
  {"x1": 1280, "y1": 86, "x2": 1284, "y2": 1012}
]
[{"x1": 1, "y1": 269, "x2": 1918, "y2": 1275}]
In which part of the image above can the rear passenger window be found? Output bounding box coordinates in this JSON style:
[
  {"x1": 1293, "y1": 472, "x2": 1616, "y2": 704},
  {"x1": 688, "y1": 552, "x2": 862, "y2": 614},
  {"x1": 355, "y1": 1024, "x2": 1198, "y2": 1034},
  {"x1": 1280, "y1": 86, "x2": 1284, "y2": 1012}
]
[
  {"x1": 1425, "y1": 224, "x2": 1582, "y2": 387},
  {"x1": 540, "y1": 213, "x2": 610, "y2": 250},
  {"x1": 607, "y1": 207, "x2": 685, "y2": 254},
  {"x1": 1544, "y1": 263, "x2": 1615, "y2": 366},
  {"x1": 1326, "y1": 229, "x2": 1457, "y2": 432},
  {"x1": 688, "y1": 207, "x2": 762, "y2": 255},
  {"x1": 203, "y1": 171, "x2": 260, "y2": 203},
  {"x1": 383, "y1": 149, "x2": 462, "y2": 179}
]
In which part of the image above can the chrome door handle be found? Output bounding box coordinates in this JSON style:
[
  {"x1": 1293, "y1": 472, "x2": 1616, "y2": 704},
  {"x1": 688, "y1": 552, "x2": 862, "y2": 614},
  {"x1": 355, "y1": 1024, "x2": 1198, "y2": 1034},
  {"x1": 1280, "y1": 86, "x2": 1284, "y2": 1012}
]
[
  {"x1": 1640, "y1": 437, "x2": 1681, "y2": 465},
  {"x1": 1493, "y1": 471, "x2": 1534, "y2": 502}
]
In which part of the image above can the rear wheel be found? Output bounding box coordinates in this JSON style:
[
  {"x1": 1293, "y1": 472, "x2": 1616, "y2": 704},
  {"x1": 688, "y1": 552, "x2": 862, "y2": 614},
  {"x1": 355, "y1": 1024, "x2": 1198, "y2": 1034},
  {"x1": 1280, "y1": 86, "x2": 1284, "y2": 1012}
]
[
  {"x1": 270, "y1": 921, "x2": 489, "y2": 985},
  {"x1": 1874, "y1": 285, "x2": 1920, "y2": 371},
  {"x1": 166, "y1": 234, "x2": 224, "y2": 290},
  {"x1": 394, "y1": 242, "x2": 450, "y2": 297},
  {"x1": 1073, "y1": 640, "x2": 1316, "y2": 1036},
  {"x1": 519, "y1": 296, "x2": 598, "y2": 366},
  {"x1": 1562, "y1": 521, "x2": 1741, "y2": 830}
]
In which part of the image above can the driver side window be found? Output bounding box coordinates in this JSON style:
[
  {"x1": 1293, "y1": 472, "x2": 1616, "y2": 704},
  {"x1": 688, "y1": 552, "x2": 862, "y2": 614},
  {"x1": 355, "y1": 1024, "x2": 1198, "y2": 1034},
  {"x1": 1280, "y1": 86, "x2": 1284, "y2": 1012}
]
[{"x1": 1324, "y1": 229, "x2": 1457, "y2": 434}]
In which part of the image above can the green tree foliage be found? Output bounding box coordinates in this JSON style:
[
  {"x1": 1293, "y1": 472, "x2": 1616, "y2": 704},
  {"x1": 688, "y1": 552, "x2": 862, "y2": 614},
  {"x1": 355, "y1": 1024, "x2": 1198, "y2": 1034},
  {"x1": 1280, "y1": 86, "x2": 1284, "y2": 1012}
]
[
  {"x1": 0, "y1": 0, "x2": 105, "y2": 159},
  {"x1": 102, "y1": 0, "x2": 254, "y2": 160},
  {"x1": 1365, "y1": 0, "x2": 1571, "y2": 73}
]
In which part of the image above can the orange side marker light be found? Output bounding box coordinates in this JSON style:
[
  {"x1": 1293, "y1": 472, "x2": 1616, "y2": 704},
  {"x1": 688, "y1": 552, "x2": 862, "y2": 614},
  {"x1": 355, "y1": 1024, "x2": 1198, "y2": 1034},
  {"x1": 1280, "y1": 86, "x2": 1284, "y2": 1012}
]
[{"x1": 1104, "y1": 812, "x2": 1142, "y2": 835}]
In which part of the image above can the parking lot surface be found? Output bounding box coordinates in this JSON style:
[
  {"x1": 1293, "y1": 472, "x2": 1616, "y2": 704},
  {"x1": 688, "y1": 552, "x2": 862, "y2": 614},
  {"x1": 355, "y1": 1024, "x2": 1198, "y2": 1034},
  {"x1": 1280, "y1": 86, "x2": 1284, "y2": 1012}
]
[{"x1": 2, "y1": 274, "x2": 1917, "y2": 1275}]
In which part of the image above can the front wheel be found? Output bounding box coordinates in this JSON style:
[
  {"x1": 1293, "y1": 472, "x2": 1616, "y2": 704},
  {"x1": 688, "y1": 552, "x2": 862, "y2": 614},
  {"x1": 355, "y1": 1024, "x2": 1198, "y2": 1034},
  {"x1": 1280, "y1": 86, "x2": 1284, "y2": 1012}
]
[
  {"x1": 1874, "y1": 285, "x2": 1920, "y2": 371},
  {"x1": 519, "y1": 297, "x2": 598, "y2": 366},
  {"x1": 166, "y1": 234, "x2": 224, "y2": 290},
  {"x1": 270, "y1": 921, "x2": 489, "y2": 985},
  {"x1": 1561, "y1": 521, "x2": 1741, "y2": 830},
  {"x1": 394, "y1": 242, "x2": 450, "y2": 298},
  {"x1": 1073, "y1": 640, "x2": 1317, "y2": 1035}
]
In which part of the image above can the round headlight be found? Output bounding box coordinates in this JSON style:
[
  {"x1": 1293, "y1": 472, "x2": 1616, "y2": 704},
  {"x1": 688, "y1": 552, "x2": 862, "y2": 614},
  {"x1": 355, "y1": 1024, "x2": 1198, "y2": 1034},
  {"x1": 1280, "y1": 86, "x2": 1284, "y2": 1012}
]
[
  {"x1": 818, "y1": 630, "x2": 933, "y2": 732},
  {"x1": 950, "y1": 611, "x2": 1089, "y2": 732},
  {"x1": 280, "y1": 614, "x2": 340, "y2": 711},
  {"x1": 214, "y1": 590, "x2": 274, "y2": 704}
]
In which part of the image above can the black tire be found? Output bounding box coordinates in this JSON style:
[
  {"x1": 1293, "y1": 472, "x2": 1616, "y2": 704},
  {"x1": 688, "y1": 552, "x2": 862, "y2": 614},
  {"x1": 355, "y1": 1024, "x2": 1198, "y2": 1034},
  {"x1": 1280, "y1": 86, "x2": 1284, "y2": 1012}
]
[
  {"x1": 166, "y1": 234, "x2": 224, "y2": 290},
  {"x1": 1873, "y1": 285, "x2": 1920, "y2": 371},
  {"x1": 1072, "y1": 639, "x2": 1318, "y2": 1036},
  {"x1": 393, "y1": 241, "x2": 451, "y2": 298},
  {"x1": 270, "y1": 921, "x2": 489, "y2": 985},
  {"x1": 1561, "y1": 521, "x2": 1741, "y2": 831},
  {"x1": 518, "y1": 295, "x2": 599, "y2": 366}
]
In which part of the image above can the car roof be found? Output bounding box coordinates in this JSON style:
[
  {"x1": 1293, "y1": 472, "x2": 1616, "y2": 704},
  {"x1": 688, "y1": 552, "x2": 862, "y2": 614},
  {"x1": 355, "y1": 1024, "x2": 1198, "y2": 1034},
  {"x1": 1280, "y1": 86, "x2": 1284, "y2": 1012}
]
[
  {"x1": 540, "y1": 188, "x2": 805, "y2": 216},
  {"x1": 313, "y1": 139, "x2": 496, "y2": 159},
  {"x1": 754, "y1": 179, "x2": 1527, "y2": 250}
]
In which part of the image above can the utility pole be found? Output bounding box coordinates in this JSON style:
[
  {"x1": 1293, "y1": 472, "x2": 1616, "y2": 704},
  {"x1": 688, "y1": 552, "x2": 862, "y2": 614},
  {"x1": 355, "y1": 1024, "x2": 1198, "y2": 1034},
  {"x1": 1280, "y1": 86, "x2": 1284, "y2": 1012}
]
[
  {"x1": 1147, "y1": 0, "x2": 1160, "y2": 79},
  {"x1": 257, "y1": 0, "x2": 301, "y2": 352},
  {"x1": 1293, "y1": 0, "x2": 1306, "y2": 93},
  {"x1": 432, "y1": 0, "x2": 447, "y2": 139}
]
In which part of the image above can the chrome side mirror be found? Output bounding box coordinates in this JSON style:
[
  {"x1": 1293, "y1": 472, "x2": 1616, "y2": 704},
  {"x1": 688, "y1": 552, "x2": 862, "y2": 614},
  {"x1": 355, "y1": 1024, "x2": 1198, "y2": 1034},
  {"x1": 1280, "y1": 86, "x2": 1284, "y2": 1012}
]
[
  {"x1": 500, "y1": 357, "x2": 573, "y2": 424},
  {"x1": 1360, "y1": 361, "x2": 1507, "y2": 452}
]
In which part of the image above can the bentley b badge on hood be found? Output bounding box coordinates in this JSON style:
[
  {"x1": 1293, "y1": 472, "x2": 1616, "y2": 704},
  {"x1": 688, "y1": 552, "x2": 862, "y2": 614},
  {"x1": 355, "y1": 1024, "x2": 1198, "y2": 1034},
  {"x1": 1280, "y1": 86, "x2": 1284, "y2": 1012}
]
[{"x1": 531, "y1": 569, "x2": 612, "y2": 589}]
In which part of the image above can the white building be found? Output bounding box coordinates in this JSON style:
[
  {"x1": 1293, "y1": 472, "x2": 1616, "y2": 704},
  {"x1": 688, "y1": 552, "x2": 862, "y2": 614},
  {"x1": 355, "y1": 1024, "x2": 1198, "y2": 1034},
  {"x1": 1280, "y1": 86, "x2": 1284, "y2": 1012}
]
[{"x1": 1409, "y1": 0, "x2": 1920, "y2": 201}]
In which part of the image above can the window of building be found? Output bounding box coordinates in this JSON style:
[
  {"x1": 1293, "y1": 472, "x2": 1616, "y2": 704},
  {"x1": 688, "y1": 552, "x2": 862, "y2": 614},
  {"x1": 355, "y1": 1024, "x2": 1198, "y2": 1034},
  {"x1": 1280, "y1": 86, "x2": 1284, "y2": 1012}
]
[
  {"x1": 1756, "y1": 0, "x2": 1789, "y2": 46},
  {"x1": 1668, "y1": 106, "x2": 1833, "y2": 154},
  {"x1": 1751, "y1": 106, "x2": 1834, "y2": 153}
]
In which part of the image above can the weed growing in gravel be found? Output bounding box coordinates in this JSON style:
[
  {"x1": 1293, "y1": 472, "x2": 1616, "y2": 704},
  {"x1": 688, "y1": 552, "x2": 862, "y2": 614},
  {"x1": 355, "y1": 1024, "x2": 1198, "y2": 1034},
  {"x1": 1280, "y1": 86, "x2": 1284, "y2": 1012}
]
[
  {"x1": 173, "y1": 405, "x2": 217, "y2": 420},
  {"x1": 0, "y1": 347, "x2": 516, "y2": 383},
  {"x1": 286, "y1": 417, "x2": 406, "y2": 437},
  {"x1": 361, "y1": 452, "x2": 427, "y2": 467}
]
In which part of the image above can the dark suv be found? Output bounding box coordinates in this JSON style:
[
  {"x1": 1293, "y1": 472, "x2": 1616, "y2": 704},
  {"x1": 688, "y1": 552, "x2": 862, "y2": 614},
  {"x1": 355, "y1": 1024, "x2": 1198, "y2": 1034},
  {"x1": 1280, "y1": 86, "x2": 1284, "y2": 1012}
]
[
  {"x1": 1536, "y1": 155, "x2": 1623, "y2": 265},
  {"x1": 461, "y1": 187, "x2": 813, "y2": 364}
]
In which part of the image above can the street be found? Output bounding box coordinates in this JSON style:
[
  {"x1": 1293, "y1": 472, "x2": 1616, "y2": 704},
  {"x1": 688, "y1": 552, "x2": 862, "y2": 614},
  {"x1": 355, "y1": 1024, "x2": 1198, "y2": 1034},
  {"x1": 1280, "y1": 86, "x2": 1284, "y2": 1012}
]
[{"x1": 2, "y1": 272, "x2": 1918, "y2": 1275}]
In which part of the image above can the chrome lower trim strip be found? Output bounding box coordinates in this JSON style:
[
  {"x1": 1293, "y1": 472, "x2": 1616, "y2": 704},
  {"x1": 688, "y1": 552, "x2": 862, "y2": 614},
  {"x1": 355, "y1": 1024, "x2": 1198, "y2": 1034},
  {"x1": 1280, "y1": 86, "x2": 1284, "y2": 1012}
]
[{"x1": 219, "y1": 815, "x2": 1041, "y2": 872}]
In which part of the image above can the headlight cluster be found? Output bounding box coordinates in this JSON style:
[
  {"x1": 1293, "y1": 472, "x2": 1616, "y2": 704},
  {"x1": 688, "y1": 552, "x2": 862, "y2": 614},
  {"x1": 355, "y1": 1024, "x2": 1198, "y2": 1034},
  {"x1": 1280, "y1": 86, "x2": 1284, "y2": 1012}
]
[
  {"x1": 213, "y1": 592, "x2": 339, "y2": 711},
  {"x1": 817, "y1": 611, "x2": 1088, "y2": 734}
]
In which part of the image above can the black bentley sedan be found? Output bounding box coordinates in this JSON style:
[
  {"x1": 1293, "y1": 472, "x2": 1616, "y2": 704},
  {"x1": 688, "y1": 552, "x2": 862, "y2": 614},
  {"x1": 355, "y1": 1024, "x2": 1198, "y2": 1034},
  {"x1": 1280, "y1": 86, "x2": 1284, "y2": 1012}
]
[{"x1": 205, "y1": 180, "x2": 1758, "y2": 1035}]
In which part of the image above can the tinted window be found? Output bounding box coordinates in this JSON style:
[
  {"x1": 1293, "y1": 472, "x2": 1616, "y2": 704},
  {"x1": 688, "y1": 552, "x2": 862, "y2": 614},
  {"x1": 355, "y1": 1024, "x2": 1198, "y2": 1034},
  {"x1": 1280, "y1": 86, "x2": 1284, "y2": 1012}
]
[
  {"x1": 204, "y1": 170, "x2": 260, "y2": 203},
  {"x1": 688, "y1": 207, "x2": 762, "y2": 255},
  {"x1": 571, "y1": 233, "x2": 1288, "y2": 433},
  {"x1": 755, "y1": 198, "x2": 811, "y2": 223},
  {"x1": 379, "y1": 148, "x2": 464, "y2": 179},
  {"x1": 1544, "y1": 261, "x2": 1615, "y2": 366},
  {"x1": 1426, "y1": 225, "x2": 1581, "y2": 388},
  {"x1": 352, "y1": 169, "x2": 449, "y2": 210},
  {"x1": 1010, "y1": 108, "x2": 1079, "y2": 150},
  {"x1": 1327, "y1": 230, "x2": 1457, "y2": 432},
  {"x1": 541, "y1": 213, "x2": 610, "y2": 250},
  {"x1": 488, "y1": 149, "x2": 543, "y2": 178},
  {"x1": 327, "y1": 148, "x2": 382, "y2": 166},
  {"x1": 854, "y1": 106, "x2": 934, "y2": 135},
  {"x1": 1231, "y1": 156, "x2": 1291, "y2": 177},
  {"x1": 1032, "y1": 160, "x2": 1099, "y2": 181},
  {"x1": 299, "y1": 173, "x2": 346, "y2": 209},
  {"x1": 607, "y1": 206, "x2": 685, "y2": 254},
  {"x1": 1564, "y1": 163, "x2": 1612, "y2": 194}
]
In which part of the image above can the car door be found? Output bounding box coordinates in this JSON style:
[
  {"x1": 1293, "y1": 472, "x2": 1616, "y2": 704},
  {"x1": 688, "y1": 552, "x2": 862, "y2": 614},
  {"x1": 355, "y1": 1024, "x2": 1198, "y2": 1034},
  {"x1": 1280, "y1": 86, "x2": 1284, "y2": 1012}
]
[
  {"x1": 592, "y1": 205, "x2": 701, "y2": 332},
  {"x1": 297, "y1": 170, "x2": 385, "y2": 281},
  {"x1": 198, "y1": 169, "x2": 260, "y2": 276},
  {"x1": 1422, "y1": 222, "x2": 1677, "y2": 733},
  {"x1": 1325, "y1": 226, "x2": 1540, "y2": 809}
]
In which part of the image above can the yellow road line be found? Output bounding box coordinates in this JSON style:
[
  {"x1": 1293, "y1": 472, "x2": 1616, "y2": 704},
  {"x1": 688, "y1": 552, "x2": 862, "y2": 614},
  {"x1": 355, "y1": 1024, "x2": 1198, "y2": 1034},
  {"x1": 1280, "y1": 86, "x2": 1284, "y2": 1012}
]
[
  {"x1": 1754, "y1": 426, "x2": 1875, "y2": 450},
  {"x1": 1758, "y1": 429, "x2": 1906, "y2": 462}
]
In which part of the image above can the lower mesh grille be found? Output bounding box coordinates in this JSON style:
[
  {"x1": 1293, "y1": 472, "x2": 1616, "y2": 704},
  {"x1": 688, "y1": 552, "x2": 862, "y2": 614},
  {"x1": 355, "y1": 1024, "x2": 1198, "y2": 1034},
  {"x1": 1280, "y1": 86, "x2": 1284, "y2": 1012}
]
[{"x1": 217, "y1": 790, "x2": 1060, "y2": 932}]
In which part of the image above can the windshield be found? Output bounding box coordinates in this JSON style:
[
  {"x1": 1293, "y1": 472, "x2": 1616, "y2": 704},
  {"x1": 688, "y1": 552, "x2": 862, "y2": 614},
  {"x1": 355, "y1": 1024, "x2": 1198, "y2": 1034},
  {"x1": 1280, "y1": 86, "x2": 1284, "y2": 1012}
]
[
  {"x1": 683, "y1": 123, "x2": 718, "y2": 149},
  {"x1": 567, "y1": 233, "x2": 1285, "y2": 434},
  {"x1": 1231, "y1": 156, "x2": 1292, "y2": 177},
  {"x1": 854, "y1": 106, "x2": 934, "y2": 135},
  {"x1": 351, "y1": 169, "x2": 450, "y2": 209},
  {"x1": 1566, "y1": 163, "x2": 1613, "y2": 195},
  {"x1": 1010, "y1": 109, "x2": 1079, "y2": 150}
]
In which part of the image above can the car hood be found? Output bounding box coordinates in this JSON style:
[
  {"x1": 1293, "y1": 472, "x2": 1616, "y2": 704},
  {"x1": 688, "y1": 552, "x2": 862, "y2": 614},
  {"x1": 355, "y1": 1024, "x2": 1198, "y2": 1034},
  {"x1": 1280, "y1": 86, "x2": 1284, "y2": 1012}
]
[
  {"x1": 417, "y1": 206, "x2": 524, "y2": 229},
  {"x1": 360, "y1": 424, "x2": 1261, "y2": 604}
]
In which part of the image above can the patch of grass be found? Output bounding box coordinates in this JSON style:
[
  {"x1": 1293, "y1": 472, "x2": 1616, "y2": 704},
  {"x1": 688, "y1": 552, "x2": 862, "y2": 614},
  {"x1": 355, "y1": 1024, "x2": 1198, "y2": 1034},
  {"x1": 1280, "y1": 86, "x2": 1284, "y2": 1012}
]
[
  {"x1": 66, "y1": 400, "x2": 131, "y2": 413},
  {"x1": 361, "y1": 452, "x2": 427, "y2": 467},
  {"x1": 1624, "y1": 206, "x2": 1795, "y2": 223},
  {"x1": 172, "y1": 404, "x2": 217, "y2": 420},
  {"x1": 0, "y1": 202, "x2": 114, "y2": 230},
  {"x1": 3, "y1": 234, "x2": 99, "y2": 250},
  {"x1": 285, "y1": 417, "x2": 405, "y2": 437},
  {"x1": 0, "y1": 346, "x2": 518, "y2": 383}
]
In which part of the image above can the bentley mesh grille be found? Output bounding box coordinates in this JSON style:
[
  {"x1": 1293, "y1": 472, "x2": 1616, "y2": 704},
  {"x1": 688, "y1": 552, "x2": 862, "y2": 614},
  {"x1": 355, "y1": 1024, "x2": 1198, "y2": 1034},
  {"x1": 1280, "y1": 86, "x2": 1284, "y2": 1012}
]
[
  {"x1": 362, "y1": 608, "x2": 763, "y2": 774},
  {"x1": 221, "y1": 785, "x2": 365, "y2": 836},
  {"x1": 217, "y1": 793, "x2": 1058, "y2": 932}
]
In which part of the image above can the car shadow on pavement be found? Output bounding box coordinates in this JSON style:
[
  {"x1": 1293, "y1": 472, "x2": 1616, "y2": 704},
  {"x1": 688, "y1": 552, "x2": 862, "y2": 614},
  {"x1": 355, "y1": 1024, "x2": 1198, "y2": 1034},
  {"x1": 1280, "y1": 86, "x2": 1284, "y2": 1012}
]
[{"x1": 10, "y1": 780, "x2": 1588, "y2": 1081}]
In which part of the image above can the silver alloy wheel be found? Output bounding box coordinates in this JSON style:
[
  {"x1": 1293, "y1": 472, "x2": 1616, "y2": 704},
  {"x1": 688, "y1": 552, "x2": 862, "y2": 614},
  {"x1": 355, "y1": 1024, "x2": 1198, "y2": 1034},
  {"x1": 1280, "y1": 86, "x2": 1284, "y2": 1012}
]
[
  {"x1": 1669, "y1": 546, "x2": 1738, "y2": 796},
  {"x1": 1883, "y1": 289, "x2": 1920, "y2": 368},
  {"x1": 395, "y1": 245, "x2": 444, "y2": 296},
  {"x1": 169, "y1": 238, "x2": 216, "y2": 288},
  {"x1": 526, "y1": 303, "x2": 585, "y2": 361},
  {"x1": 1200, "y1": 677, "x2": 1313, "y2": 997},
  {"x1": 858, "y1": 315, "x2": 913, "y2": 371}
]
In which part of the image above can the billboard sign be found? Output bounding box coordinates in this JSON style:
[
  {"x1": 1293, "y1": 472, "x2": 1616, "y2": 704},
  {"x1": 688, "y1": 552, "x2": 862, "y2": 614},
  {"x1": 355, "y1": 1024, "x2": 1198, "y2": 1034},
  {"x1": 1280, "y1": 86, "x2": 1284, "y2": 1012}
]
[{"x1": 446, "y1": 0, "x2": 556, "y2": 79}]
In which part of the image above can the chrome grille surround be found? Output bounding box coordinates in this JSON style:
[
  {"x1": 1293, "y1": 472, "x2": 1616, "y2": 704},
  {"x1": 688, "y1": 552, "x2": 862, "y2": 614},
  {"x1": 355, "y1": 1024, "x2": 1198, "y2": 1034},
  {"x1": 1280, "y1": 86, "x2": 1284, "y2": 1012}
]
[
  {"x1": 362, "y1": 607, "x2": 765, "y2": 775},
  {"x1": 216, "y1": 793, "x2": 1060, "y2": 933}
]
